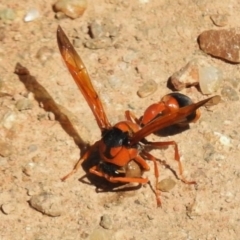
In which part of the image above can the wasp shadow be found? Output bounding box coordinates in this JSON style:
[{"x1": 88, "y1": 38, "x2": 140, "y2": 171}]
[
  {"x1": 14, "y1": 63, "x2": 88, "y2": 154},
  {"x1": 154, "y1": 123, "x2": 190, "y2": 137}
]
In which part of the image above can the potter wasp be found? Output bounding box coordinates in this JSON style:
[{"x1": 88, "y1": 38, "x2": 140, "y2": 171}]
[{"x1": 57, "y1": 26, "x2": 220, "y2": 207}]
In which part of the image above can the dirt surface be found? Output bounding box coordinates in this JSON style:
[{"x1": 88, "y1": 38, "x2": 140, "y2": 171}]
[{"x1": 1, "y1": 1, "x2": 240, "y2": 240}]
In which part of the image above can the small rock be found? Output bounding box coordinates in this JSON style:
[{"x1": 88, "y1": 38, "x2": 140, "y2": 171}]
[
  {"x1": 15, "y1": 98, "x2": 33, "y2": 111},
  {"x1": 89, "y1": 20, "x2": 104, "y2": 39},
  {"x1": 147, "y1": 213, "x2": 154, "y2": 220},
  {"x1": 1, "y1": 203, "x2": 16, "y2": 215},
  {"x1": 199, "y1": 66, "x2": 223, "y2": 94},
  {"x1": 29, "y1": 192, "x2": 63, "y2": 217},
  {"x1": 73, "y1": 38, "x2": 82, "y2": 48},
  {"x1": 28, "y1": 144, "x2": 38, "y2": 152},
  {"x1": 137, "y1": 79, "x2": 157, "y2": 98},
  {"x1": 80, "y1": 231, "x2": 89, "y2": 239},
  {"x1": 36, "y1": 46, "x2": 53, "y2": 64},
  {"x1": 0, "y1": 140, "x2": 12, "y2": 157},
  {"x1": 170, "y1": 59, "x2": 200, "y2": 90},
  {"x1": 0, "y1": 8, "x2": 16, "y2": 21},
  {"x1": 170, "y1": 58, "x2": 223, "y2": 94},
  {"x1": 122, "y1": 50, "x2": 138, "y2": 63},
  {"x1": 157, "y1": 178, "x2": 176, "y2": 192},
  {"x1": 108, "y1": 75, "x2": 122, "y2": 89},
  {"x1": 210, "y1": 14, "x2": 228, "y2": 27},
  {"x1": 100, "y1": 214, "x2": 113, "y2": 230},
  {"x1": 24, "y1": 8, "x2": 40, "y2": 22},
  {"x1": 221, "y1": 86, "x2": 239, "y2": 101},
  {"x1": 26, "y1": 184, "x2": 42, "y2": 196},
  {"x1": 1, "y1": 110, "x2": 16, "y2": 129},
  {"x1": 125, "y1": 160, "x2": 142, "y2": 178},
  {"x1": 186, "y1": 198, "x2": 202, "y2": 219},
  {"x1": 55, "y1": 11, "x2": 67, "y2": 19},
  {"x1": 203, "y1": 143, "x2": 215, "y2": 162},
  {"x1": 98, "y1": 56, "x2": 108, "y2": 64},
  {"x1": 22, "y1": 163, "x2": 35, "y2": 176},
  {"x1": 53, "y1": 0, "x2": 87, "y2": 19},
  {"x1": 84, "y1": 37, "x2": 112, "y2": 49},
  {"x1": 214, "y1": 132, "x2": 232, "y2": 147},
  {"x1": 198, "y1": 28, "x2": 240, "y2": 63}
]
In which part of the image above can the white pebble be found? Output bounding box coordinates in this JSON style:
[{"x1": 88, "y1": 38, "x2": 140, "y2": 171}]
[
  {"x1": 214, "y1": 132, "x2": 231, "y2": 146},
  {"x1": 199, "y1": 66, "x2": 223, "y2": 94},
  {"x1": 24, "y1": 8, "x2": 40, "y2": 22}
]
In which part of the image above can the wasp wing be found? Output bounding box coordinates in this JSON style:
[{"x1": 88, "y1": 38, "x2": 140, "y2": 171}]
[
  {"x1": 57, "y1": 26, "x2": 111, "y2": 131},
  {"x1": 130, "y1": 96, "x2": 220, "y2": 145}
]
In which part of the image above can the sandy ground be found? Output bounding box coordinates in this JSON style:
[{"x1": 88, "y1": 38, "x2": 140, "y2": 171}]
[{"x1": 1, "y1": 0, "x2": 240, "y2": 239}]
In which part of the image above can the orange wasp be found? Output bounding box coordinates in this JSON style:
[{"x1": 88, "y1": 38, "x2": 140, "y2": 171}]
[{"x1": 57, "y1": 26, "x2": 219, "y2": 207}]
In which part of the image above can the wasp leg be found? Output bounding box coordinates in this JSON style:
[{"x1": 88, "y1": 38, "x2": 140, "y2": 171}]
[
  {"x1": 89, "y1": 165, "x2": 149, "y2": 184},
  {"x1": 134, "y1": 155, "x2": 150, "y2": 171},
  {"x1": 143, "y1": 140, "x2": 196, "y2": 185},
  {"x1": 140, "y1": 151, "x2": 162, "y2": 207},
  {"x1": 125, "y1": 110, "x2": 141, "y2": 125},
  {"x1": 61, "y1": 141, "x2": 100, "y2": 181}
]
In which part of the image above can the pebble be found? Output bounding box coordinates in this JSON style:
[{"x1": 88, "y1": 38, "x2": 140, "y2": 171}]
[
  {"x1": 199, "y1": 66, "x2": 223, "y2": 94},
  {"x1": 214, "y1": 132, "x2": 231, "y2": 147},
  {"x1": 26, "y1": 184, "x2": 42, "y2": 196},
  {"x1": 137, "y1": 79, "x2": 157, "y2": 98},
  {"x1": 198, "y1": 28, "x2": 240, "y2": 63},
  {"x1": 28, "y1": 144, "x2": 38, "y2": 152},
  {"x1": 24, "y1": 8, "x2": 40, "y2": 22},
  {"x1": 22, "y1": 163, "x2": 35, "y2": 176},
  {"x1": 122, "y1": 50, "x2": 138, "y2": 63},
  {"x1": 80, "y1": 231, "x2": 89, "y2": 239},
  {"x1": 125, "y1": 160, "x2": 142, "y2": 178},
  {"x1": 1, "y1": 110, "x2": 16, "y2": 129},
  {"x1": 157, "y1": 178, "x2": 176, "y2": 192},
  {"x1": 55, "y1": 11, "x2": 67, "y2": 19},
  {"x1": 53, "y1": 0, "x2": 87, "y2": 19},
  {"x1": 99, "y1": 214, "x2": 113, "y2": 230},
  {"x1": 0, "y1": 8, "x2": 16, "y2": 21},
  {"x1": 186, "y1": 198, "x2": 201, "y2": 219},
  {"x1": 15, "y1": 98, "x2": 33, "y2": 111},
  {"x1": 89, "y1": 19, "x2": 120, "y2": 39},
  {"x1": 73, "y1": 38, "x2": 82, "y2": 48},
  {"x1": 107, "y1": 75, "x2": 122, "y2": 89},
  {"x1": 203, "y1": 143, "x2": 215, "y2": 162},
  {"x1": 221, "y1": 86, "x2": 239, "y2": 101},
  {"x1": 170, "y1": 58, "x2": 223, "y2": 94},
  {"x1": 29, "y1": 192, "x2": 63, "y2": 217},
  {"x1": 0, "y1": 140, "x2": 12, "y2": 157},
  {"x1": 36, "y1": 46, "x2": 53, "y2": 64},
  {"x1": 170, "y1": 59, "x2": 200, "y2": 90},
  {"x1": 147, "y1": 213, "x2": 154, "y2": 220},
  {"x1": 1, "y1": 203, "x2": 16, "y2": 215},
  {"x1": 210, "y1": 14, "x2": 228, "y2": 27},
  {"x1": 89, "y1": 20, "x2": 104, "y2": 39},
  {"x1": 84, "y1": 37, "x2": 112, "y2": 49}
]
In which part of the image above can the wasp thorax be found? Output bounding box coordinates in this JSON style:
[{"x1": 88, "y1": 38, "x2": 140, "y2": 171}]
[{"x1": 102, "y1": 127, "x2": 130, "y2": 148}]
